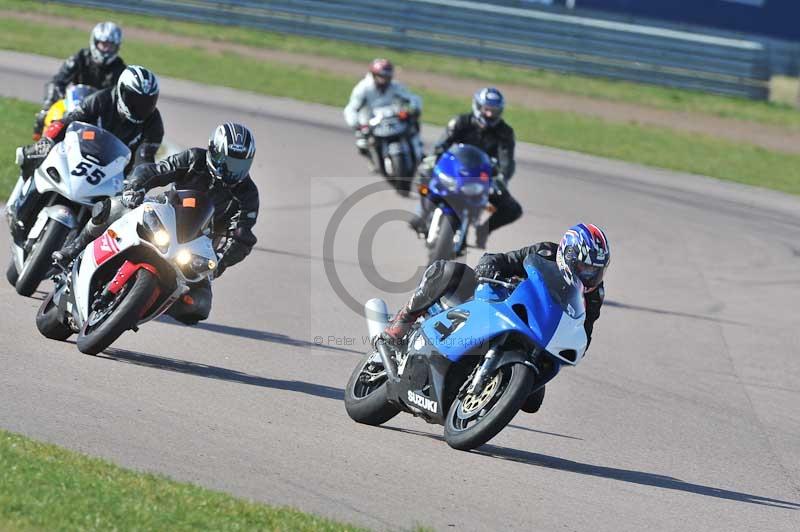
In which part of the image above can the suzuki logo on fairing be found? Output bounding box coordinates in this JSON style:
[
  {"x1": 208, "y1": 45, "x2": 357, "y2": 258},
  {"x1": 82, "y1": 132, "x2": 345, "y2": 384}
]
[{"x1": 407, "y1": 391, "x2": 438, "y2": 413}]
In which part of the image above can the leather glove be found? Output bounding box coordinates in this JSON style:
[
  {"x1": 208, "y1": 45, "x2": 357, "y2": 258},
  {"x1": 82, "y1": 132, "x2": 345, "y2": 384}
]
[
  {"x1": 120, "y1": 188, "x2": 145, "y2": 209},
  {"x1": 474, "y1": 262, "x2": 499, "y2": 279}
]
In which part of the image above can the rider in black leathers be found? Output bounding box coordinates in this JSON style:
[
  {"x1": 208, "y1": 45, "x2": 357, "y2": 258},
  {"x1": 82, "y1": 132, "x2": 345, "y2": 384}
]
[
  {"x1": 52, "y1": 123, "x2": 259, "y2": 325},
  {"x1": 427, "y1": 87, "x2": 522, "y2": 248},
  {"x1": 10, "y1": 66, "x2": 163, "y2": 241},
  {"x1": 380, "y1": 225, "x2": 611, "y2": 414},
  {"x1": 33, "y1": 22, "x2": 126, "y2": 139}
]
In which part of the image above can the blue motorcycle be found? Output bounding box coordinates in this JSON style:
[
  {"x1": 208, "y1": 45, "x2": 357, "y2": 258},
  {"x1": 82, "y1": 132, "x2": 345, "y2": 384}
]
[
  {"x1": 415, "y1": 144, "x2": 494, "y2": 262},
  {"x1": 345, "y1": 252, "x2": 589, "y2": 451}
]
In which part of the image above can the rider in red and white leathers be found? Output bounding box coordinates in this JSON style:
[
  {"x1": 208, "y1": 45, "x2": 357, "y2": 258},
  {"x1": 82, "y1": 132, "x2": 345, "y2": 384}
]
[{"x1": 343, "y1": 58, "x2": 424, "y2": 165}]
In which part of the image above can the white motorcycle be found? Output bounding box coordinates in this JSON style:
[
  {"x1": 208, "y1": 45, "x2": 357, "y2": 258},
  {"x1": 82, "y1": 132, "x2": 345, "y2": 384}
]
[
  {"x1": 6, "y1": 122, "x2": 128, "y2": 296},
  {"x1": 36, "y1": 189, "x2": 218, "y2": 355},
  {"x1": 366, "y1": 98, "x2": 420, "y2": 195}
]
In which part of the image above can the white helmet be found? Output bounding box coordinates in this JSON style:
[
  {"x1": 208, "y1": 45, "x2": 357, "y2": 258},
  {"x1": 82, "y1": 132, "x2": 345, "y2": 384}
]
[
  {"x1": 116, "y1": 66, "x2": 159, "y2": 124},
  {"x1": 90, "y1": 22, "x2": 122, "y2": 65}
]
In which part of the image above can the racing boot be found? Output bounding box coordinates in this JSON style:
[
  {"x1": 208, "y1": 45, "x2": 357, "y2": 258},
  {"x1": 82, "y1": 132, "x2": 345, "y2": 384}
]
[
  {"x1": 380, "y1": 302, "x2": 425, "y2": 350},
  {"x1": 51, "y1": 228, "x2": 94, "y2": 271},
  {"x1": 474, "y1": 221, "x2": 490, "y2": 250},
  {"x1": 520, "y1": 386, "x2": 546, "y2": 414}
]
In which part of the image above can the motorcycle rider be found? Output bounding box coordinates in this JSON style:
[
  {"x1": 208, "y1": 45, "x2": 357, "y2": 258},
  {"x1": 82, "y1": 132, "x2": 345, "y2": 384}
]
[
  {"x1": 51, "y1": 123, "x2": 259, "y2": 325},
  {"x1": 33, "y1": 22, "x2": 126, "y2": 140},
  {"x1": 380, "y1": 223, "x2": 610, "y2": 412},
  {"x1": 419, "y1": 87, "x2": 521, "y2": 248},
  {"x1": 9, "y1": 65, "x2": 163, "y2": 242},
  {"x1": 343, "y1": 58, "x2": 423, "y2": 170}
]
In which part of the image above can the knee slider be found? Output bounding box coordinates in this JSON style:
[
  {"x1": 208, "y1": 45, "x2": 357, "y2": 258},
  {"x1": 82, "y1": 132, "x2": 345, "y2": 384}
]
[{"x1": 90, "y1": 199, "x2": 112, "y2": 224}]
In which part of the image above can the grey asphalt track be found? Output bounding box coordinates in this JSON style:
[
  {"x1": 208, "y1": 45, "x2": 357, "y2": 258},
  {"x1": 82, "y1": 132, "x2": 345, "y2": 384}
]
[{"x1": 0, "y1": 50, "x2": 798, "y2": 531}]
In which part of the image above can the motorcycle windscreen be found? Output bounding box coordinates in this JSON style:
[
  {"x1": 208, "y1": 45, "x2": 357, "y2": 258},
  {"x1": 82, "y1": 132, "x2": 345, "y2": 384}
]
[
  {"x1": 523, "y1": 252, "x2": 585, "y2": 320},
  {"x1": 169, "y1": 189, "x2": 214, "y2": 244},
  {"x1": 68, "y1": 122, "x2": 131, "y2": 167}
]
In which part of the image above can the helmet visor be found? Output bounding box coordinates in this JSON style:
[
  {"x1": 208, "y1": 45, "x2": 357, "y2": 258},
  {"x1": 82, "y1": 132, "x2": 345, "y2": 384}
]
[
  {"x1": 575, "y1": 262, "x2": 604, "y2": 289},
  {"x1": 373, "y1": 73, "x2": 391, "y2": 87},
  {"x1": 120, "y1": 85, "x2": 157, "y2": 121},
  {"x1": 95, "y1": 40, "x2": 118, "y2": 54},
  {"x1": 478, "y1": 103, "x2": 503, "y2": 126},
  {"x1": 210, "y1": 153, "x2": 252, "y2": 185}
]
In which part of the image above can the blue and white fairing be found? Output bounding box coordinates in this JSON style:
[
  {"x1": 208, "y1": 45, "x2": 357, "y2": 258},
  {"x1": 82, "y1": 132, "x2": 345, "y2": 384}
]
[{"x1": 420, "y1": 253, "x2": 588, "y2": 365}]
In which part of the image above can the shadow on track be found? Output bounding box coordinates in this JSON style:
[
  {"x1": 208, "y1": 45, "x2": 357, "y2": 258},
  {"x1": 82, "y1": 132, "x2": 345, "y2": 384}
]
[
  {"x1": 381, "y1": 426, "x2": 799, "y2": 510},
  {"x1": 605, "y1": 300, "x2": 745, "y2": 326},
  {"x1": 506, "y1": 424, "x2": 584, "y2": 440},
  {"x1": 97, "y1": 347, "x2": 344, "y2": 400},
  {"x1": 157, "y1": 317, "x2": 362, "y2": 355}
]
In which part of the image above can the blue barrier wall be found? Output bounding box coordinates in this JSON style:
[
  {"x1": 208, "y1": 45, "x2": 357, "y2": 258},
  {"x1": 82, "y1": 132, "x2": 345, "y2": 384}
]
[{"x1": 572, "y1": 0, "x2": 800, "y2": 41}]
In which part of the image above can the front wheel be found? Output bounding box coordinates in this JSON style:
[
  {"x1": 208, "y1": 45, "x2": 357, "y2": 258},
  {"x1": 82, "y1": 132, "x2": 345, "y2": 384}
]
[
  {"x1": 15, "y1": 220, "x2": 70, "y2": 296},
  {"x1": 344, "y1": 352, "x2": 400, "y2": 426},
  {"x1": 76, "y1": 268, "x2": 158, "y2": 355},
  {"x1": 428, "y1": 213, "x2": 458, "y2": 262},
  {"x1": 444, "y1": 363, "x2": 535, "y2": 451}
]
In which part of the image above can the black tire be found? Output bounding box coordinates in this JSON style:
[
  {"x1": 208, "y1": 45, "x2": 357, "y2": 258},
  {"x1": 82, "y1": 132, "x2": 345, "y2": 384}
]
[
  {"x1": 35, "y1": 290, "x2": 72, "y2": 341},
  {"x1": 6, "y1": 260, "x2": 18, "y2": 287},
  {"x1": 428, "y1": 213, "x2": 458, "y2": 263},
  {"x1": 444, "y1": 363, "x2": 535, "y2": 451},
  {"x1": 15, "y1": 220, "x2": 70, "y2": 297},
  {"x1": 76, "y1": 269, "x2": 158, "y2": 355},
  {"x1": 389, "y1": 154, "x2": 412, "y2": 196},
  {"x1": 344, "y1": 352, "x2": 400, "y2": 426}
]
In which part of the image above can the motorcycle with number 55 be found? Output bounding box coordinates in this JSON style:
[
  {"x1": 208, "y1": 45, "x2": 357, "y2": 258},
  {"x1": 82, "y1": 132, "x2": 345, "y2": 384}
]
[{"x1": 5, "y1": 121, "x2": 128, "y2": 296}]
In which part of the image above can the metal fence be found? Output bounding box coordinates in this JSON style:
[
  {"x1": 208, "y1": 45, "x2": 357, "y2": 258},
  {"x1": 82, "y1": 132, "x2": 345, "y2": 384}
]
[{"x1": 57, "y1": 0, "x2": 771, "y2": 100}]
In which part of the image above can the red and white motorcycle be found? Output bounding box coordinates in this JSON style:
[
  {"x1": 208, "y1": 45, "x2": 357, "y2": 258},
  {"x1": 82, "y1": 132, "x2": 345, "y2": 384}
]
[{"x1": 36, "y1": 189, "x2": 218, "y2": 355}]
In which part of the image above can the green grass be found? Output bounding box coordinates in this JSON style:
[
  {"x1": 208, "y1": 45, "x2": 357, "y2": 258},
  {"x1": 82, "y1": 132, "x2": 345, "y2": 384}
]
[
  {"x1": 0, "y1": 97, "x2": 35, "y2": 196},
  {"x1": 3, "y1": 0, "x2": 800, "y2": 128},
  {"x1": 1, "y1": 15, "x2": 799, "y2": 196},
  {"x1": 0, "y1": 428, "x2": 365, "y2": 531}
]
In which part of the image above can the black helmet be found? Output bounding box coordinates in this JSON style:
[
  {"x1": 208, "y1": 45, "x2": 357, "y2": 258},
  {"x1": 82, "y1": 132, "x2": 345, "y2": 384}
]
[
  {"x1": 116, "y1": 65, "x2": 159, "y2": 124},
  {"x1": 207, "y1": 123, "x2": 256, "y2": 186}
]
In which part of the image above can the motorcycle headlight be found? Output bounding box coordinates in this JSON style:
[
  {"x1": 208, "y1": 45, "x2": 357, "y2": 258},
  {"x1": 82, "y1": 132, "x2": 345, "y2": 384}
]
[
  {"x1": 461, "y1": 183, "x2": 486, "y2": 196},
  {"x1": 175, "y1": 250, "x2": 217, "y2": 274},
  {"x1": 437, "y1": 174, "x2": 458, "y2": 192},
  {"x1": 142, "y1": 207, "x2": 170, "y2": 251},
  {"x1": 175, "y1": 248, "x2": 192, "y2": 266}
]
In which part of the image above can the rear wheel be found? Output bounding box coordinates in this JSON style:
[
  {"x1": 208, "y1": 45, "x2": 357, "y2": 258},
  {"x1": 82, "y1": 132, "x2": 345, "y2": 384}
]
[
  {"x1": 444, "y1": 363, "x2": 535, "y2": 451},
  {"x1": 76, "y1": 269, "x2": 158, "y2": 355},
  {"x1": 344, "y1": 352, "x2": 400, "y2": 426},
  {"x1": 6, "y1": 260, "x2": 18, "y2": 287},
  {"x1": 15, "y1": 220, "x2": 70, "y2": 297},
  {"x1": 428, "y1": 214, "x2": 458, "y2": 262},
  {"x1": 35, "y1": 290, "x2": 72, "y2": 341}
]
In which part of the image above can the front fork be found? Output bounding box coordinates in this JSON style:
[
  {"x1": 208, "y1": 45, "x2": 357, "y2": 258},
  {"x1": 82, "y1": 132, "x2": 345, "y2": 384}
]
[{"x1": 466, "y1": 333, "x2": 510, "y2": 396}]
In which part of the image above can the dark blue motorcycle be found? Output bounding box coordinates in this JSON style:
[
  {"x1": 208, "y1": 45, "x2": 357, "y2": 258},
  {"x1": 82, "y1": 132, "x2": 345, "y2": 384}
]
[
  {"x1": 345, "y1": 252, "x2": 589, "y2": 451},
  {"x1": 415, "y1": 144, "x2": 494, "y2": 262}
]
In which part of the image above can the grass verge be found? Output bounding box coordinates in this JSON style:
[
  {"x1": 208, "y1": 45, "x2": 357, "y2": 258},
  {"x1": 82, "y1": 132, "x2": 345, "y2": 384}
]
[
  {"x1": 2, "y1": 0, "x2": 799, "y2": 128},
  {"x1": 0, "y1": 428, "x2": 365, "y2": 531},
  {"x1": 0, "y1": 97, "x2": 35, "y2": 196},
  {"x1": 1, "y1": 18, "x2": 799, "y2": 195}
]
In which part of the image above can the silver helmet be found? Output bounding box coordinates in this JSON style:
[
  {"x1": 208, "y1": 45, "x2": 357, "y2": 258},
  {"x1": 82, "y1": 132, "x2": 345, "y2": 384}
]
[{"x1": 90, "y1": 22, "x2": 122, "y2": 65}]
